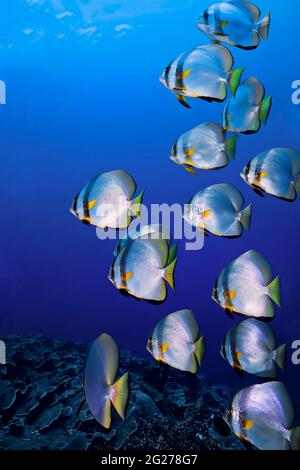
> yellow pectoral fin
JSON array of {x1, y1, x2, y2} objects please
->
[
  {"x1": 259, "y1": 171, "x2": 268, "y2": 178},
  {"x1": 228, "y1": 290, "x2": 236, "y2": 300},
  {"x1": 160, "y1": 343, "x2": 169, "y2": 354},
  {"x1": 236, "y1": 352, "x2": 243, "y2": 360},
  {"x1": 219, "y1": 19, "x2": 229, "y2": 27},
  {"x1": 177, "y1": 69, "x2": 191, "y2": 80},
  {"x1": 243, "y1": 419, "x2": 254, "y2": 430},
  {"x1": 201, "y1": 209, "x2": 212, "y2": 219},
  {"x1": 185, "y1": 146, "x2": 196, "y2": 157},
  {"x1": 122, "y1": 272, "x2": 133, "y2": 281},
  {"x1": 87, "y1": 199, "x2": 97, "y2": 210}
]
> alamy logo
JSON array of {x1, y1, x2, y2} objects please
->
[
  {"x1": 0, "y1": 340, "x2": 6, "y2": 365},
  {"x1": 291, "y1": 80, "x2": 300, "y2": 105},
  {"x1": 291, "y1": 340, "x2": 300, "y2": 365},
  {"x1": 95, "y1": 201, "x2": 205, "y2": 251}
]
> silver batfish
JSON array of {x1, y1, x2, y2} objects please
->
[
  {"x1": 170, "y1": 122, "x2": 238, "y2": 174},
  {"x1": 197, "y1": 1, "x2": 270, "y2": 50},
  {"x1": 70, "y1": 169, "x2": 144, "y2": 229},
  {"x1": 184, "y1": 184, "x2": 252, "y2": 238},
  {"x1": 241, "y1": 148, "x2": 300, "y2": 201},
  {"x1": 212, "y1": 250, "x2": 281, "y2": 319},
  {"x1": 84, "y1": 334, "x2": 129, "y2": 429},
  {"x1": 224, "y1": 382, "x2": 300, "y2": 450},
  {"x1": 109, "y1": 225, "x2": 177, "y2": 302},
  {"x1": 146, "y1": 309, "x2": 205, "y2": 373},
  {"x1": 160, "y1": 44, "x2": 244, "y2": 108},
  {"x1": 222, "y1": 77, "x2": 272, "y2": 134},
  {"x1": 221, "y1": 318, "x2": 286, "y2": 378}
]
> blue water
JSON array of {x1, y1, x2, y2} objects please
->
[{"x1": 1, "y1": 1, "x2": 300, "y2": 411}]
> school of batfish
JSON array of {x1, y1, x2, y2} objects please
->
[{"x1": 70, "y1": 0, "x2": 300, "y2": 450}]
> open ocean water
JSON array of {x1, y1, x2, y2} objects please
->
[{"x1": 0, "y1": 0, "x2": 300, "y2": 452}]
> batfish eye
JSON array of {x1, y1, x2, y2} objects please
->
[
  {"x1": 244, "y1": 162, "x2": 251, "y2": 178},
  {"x1": 164, "y1": 62, "x2": 172, "y2": 76},
  {"x1": 255, "y1": 167, "x2": 263, "y2": 178}
]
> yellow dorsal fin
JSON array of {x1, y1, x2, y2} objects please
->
[
  {"x1": 81, "y1": 217, "x2": 92, "y2": 223},
  {"x1": 122, "y1": 272, "x2": 133, "y2": 281}
]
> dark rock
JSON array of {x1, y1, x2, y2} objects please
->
[
  {"x1": 0, "y1": 334, "x2": 244, "y2": 451},
  {"x1": 62, "y1": 406, "x2": 73, "y2": 417},
  {"x1": 9, "y1": 418, "x2": 25, "y2": 437}
]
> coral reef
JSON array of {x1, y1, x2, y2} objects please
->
[{"x1": 0, "y1": 335, "x2": 244, "y2": 450}]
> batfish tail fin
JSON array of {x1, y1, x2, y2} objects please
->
[
  {"x1": 267, "y1": 275, "x2": 281, "y2": 307},
  {"x1": 239, "y1": 203, "x2": 252, "y2": 231},
  {"x1": 273, "y1": 343, "x2": 287, "y2": 371},
  {"x1": 163, "y1": 258, "x2": 177, "y2": 290},
  {"x1": 259, "y1": 95, "x2": 272, "y2": 124},
  {"x1": 228, "y1": 67, "x2": 244, "y2": 97},
  {"x1": 294, "y1": 175, "x2": 300, "y2": 194},
  {"x1": 130, "y1": 191, "x2": 144, "y2": 218},
  {"x1": 290, "y1": 426, "x2": 300, "y2": 450},
  {"x1": 194, "y1": 336, "x2": 205, "y2": 367},
  {"x1": 167, "y1": 244, "x2": 178, "y2": 264},
  {"x1": 258, "y1": 12, "x2": 271, "y2": 40},
  {"x1": 110, "y1": 372, "x2": 129, "y2": 420},
  {"x1": 225, "y1": 134, "x2": 238, "y2": 160}
]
